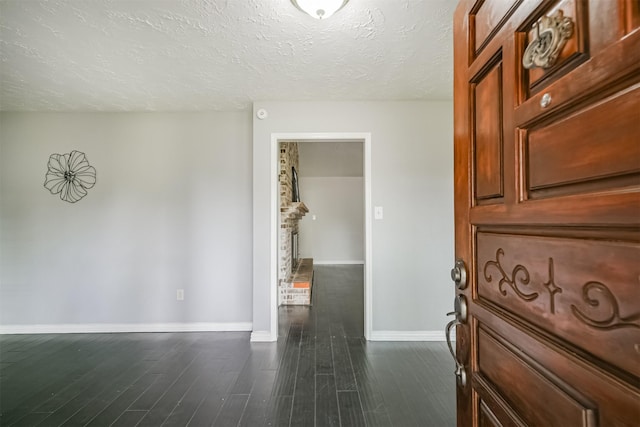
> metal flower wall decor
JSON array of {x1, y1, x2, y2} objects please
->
[{"x1": 44, "y1": 150, "x2": 96, "y2": 203}]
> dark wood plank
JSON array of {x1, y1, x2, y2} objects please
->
[
  {"x1": 50, "y1": 338, "x2": 165, "y2": 426},
  {"x1": 0, "y1": 333, "x2": 32, "y2": 354},
  {"x1": 160, "y1": 375, "x2": 209, "y2": 426},
  {"x1": 271, "y1": 324, "x2": 301, "y2": 397},
  {"x1": 337, "y1": 391, "x2": 366, "y2": 426},
  {"x1": 29, "y1": 336, "x2": 135, "y2": 426},
  {"x1": 264, "y1": 395, "x2": 293, "y2": 427},
  {"x1": 231, "y1": 345, "x2": 271, "y2": 395},
  {"x1": 111, "y1": 409, "x2": 148, "y2": 426},
  {"x1": 136, "y1": 354, "x2": 203, "y2": 426},
  {"x1": 185, "y1": 370, "x2": 237, "y2": 427},
  {"x1": 290, "y1": 327, "x2": 315, "y2": 426},
  {"x1": 5, "y1": 412, "x2": 50, "y2": 426},
  {"x1": 315, "y1": 374, "x2": 340, "y2": 427},
  {"x1": 1, "y1": 334, "x2": 101, "y2": 424},
  {"x1": 212, "y1": 393, "x2": 249, "y2": 427},
  {"x1": 238, "y1": 369, "x2": 277, "y2": 427},
  {"x1": 330, "y1": 324, "x2": 357, "y2": 392},
  {"x1": 370, "y1": 346, "x2": 422, "y2": 427},
  {"x1": 85, "y1": 373, "x2": 161, "y2": 426},
  {"x1": 161, "y1": 357, "x2": 231, "y2": 427},
  {"x1": 315, "y1": 333, "x2": 333, "y2": 375},
  {"x1": 127, "y1": 340, "x2": 200, "y2": 412},
  {"x1": 59, "y1": 358, "x2": 156, "y2": 426},
  {"x1": 346, "y1": 338, "x2": 392, "y2": 427}
]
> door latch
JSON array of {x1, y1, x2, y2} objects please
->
[{"x1": 446, "y1": 294, "x2": 468, "y2": 387}]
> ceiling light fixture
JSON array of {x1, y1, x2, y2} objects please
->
[{"x1": 291, "y1": 0, "x2": 349, "y2": 20}]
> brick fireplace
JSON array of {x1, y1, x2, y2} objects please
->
[{"x1": 279, "y1": 142, "x2": 313, "y2": 305}]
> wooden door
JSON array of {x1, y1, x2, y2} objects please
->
[{"x1": 452, "y1": 0, "x2": 640, "y2": 425}]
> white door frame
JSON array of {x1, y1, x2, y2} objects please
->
[{"x1": 270, "y1": 132, "x2": 372, "y2": 340}]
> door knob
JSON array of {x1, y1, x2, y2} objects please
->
[
  {"x1": 450, "y1": 259, "x2": 468, "y2": 290},
  {"x1": 445, "y1": 295, "x2": 468, "y2": 387}
]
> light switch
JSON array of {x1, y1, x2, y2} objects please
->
[
  {"x1": 374, "y1": 206, "x2": 383, "y2": 220},
  {"x1": 312, "y1": 215, "x2": 317, "y2": 220}
]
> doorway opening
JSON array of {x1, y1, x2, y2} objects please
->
[{"x1": 270, "y1": 133, "x2": 372, "y2": 340}]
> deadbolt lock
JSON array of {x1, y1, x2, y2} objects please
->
[{"x1": 450, "y1": 259, "x2": 468, "y2": 290}]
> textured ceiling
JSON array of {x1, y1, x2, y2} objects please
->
[{"x1": 0, "y1": 0, "x2": 455, "y2": 112}]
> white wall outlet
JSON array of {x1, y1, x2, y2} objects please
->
[
  {"x1": 312, "y1": 215, "x2": 317, "y2": 220},
  {"x1": 176, "y1": 289, "x2": 184, "y2": 301},
  {"x1": 374, "y1": 206, "x2": 383, "y2": 220}
]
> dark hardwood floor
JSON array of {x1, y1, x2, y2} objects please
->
[{"x1": 0, "y1": 265, "x2": 455, "y2": 426}]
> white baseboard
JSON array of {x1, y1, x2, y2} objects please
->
[
  {"x1": 313, "y1": 260, "x2": 365, "y2": 265},
  {"x1": 0, "y1": 324, "x2": 454, "y2": 343},
  {"x1": 250, "y1": 330, "x2": 277, "y2": 342},
  {"x1": 369, "y1": 330, "x2": 453, "y2": 342},
  {"x1": 0, "y1": 322, "x2": 253, "y2": 335}
]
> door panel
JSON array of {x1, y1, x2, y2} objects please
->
[
  {"x1": 526, "y1": 85, "x2": 640, "y2": 194},
  {"x1": 453, "y1": 0, "x2": 640, "y2": 425},
  {"x1": 477, "y1": 231, "x2": 640, "y2": 378},
  {"x1": 472, "y1": 306, "x2": 640, "y2": 426},
  {"x1": 472, "y1": 0, "x2": 520, "y2": 55},
  {"x1": 477, "y1": 326, "x2": 597, "y2": 427},
  {"x1": 474, "y1": 59, "x2": 505, "y2": 202}
]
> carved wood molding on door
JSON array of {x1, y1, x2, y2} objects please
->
[{"x1": 483, "y1": 247, "x2": 640, "y2": 331}]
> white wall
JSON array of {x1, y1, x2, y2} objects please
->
[
  {"x1": 298, "y1": 177, "x2": 364, "y2": 263},
  {"x1": 0, "y1": 112, "x2": 253, "y2": 332},
  {"x1": 252, "y1": 101, "x2": 454, "y2": 339}
]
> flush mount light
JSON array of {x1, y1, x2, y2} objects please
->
[{"x1": 291, "y1": 0, "x2": 349, "y2": 20}]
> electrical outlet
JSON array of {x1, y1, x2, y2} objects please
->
[
  {"x1": 374, "y1": 206, "x2": 384, "y2": 220},
  {"x1": 176, "y1": 289, "x2": 184, "y2": 301}
]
